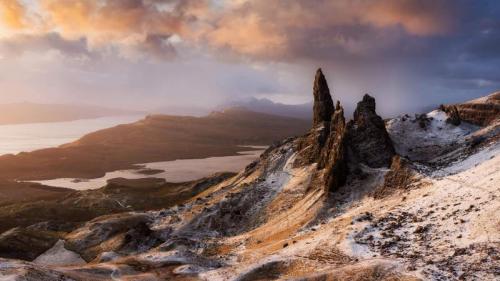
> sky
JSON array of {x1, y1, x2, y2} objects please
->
[{"x1": 0, "y1": 0, "x2": 499, "y2": 117}]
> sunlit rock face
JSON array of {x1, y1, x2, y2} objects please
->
[
  {"x1": 1, "y1": 69, "x2": 499, "y2": 281},
  {"x1": 442, "y1": 92, "x2": 500, "y2": 126},
  {"x1": 295, "y1": 68, "x2": 348, "y2": 191},
  {"x1": 318, "y1": 105, "x2": 348, "y2": 191}
]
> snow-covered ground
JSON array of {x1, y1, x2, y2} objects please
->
[
  {"x1": 387, "y1": 110, "x2": 479, "y2": 162},
  {"x1": 0, "y1": 106, "x2": 498, "y2": 281},
  {"x1": 351, "y1": 141, "x2": 500, "y2": 280}
]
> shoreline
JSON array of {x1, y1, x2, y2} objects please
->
[{"x1": 28, "y1": 147, "x2": 266, "y2": 190}]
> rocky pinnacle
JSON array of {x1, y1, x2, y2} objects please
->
[
  {"x1": 347, "y1": 94, "x2": 395, "y2": 168},
  {"x1": 313, "y1": 68, "x2": 334, "y2": 126}
]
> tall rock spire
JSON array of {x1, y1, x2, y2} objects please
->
[
  {"x1": 346, "y1": 94, "x2": 395, "y2": 168},
  {"x1": 313, "y1": 68, "x2": 334, "y2": 126}
]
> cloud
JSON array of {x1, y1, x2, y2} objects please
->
[
  {"x1": 200, "y1": 0, "x2": 458, "y2": 60},
  {"x1": 0, "y1": 32, "x2": 91, "y2": 58},
  {"x1": 0, "y1": 0, "x2": 208, "y2": 59},
  {"x1": 0, "y1": 0, "x2": 498, "y2": 117},
  {"x1": 0, "y1": 0, "x2": 461, "y2": 60},
  {"x1": 0, "y1": 0, "x2": 26, "y2": 29}
]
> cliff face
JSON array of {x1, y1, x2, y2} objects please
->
[
  {"x1": 297, "y1": 72, "x2": 395, "y2": 191},
  {"x1": 295, "y1": 69, "x2": 349, "y2": 192},
  {"x1": 312, "y1": 68, "x2": 335, "y2": 126},
  {"x1": 346, "y1": 94, "x2": 395, "y2": 168},
  {"x1": 442, "y1": 92, "x2": 500, "y2": 126}
]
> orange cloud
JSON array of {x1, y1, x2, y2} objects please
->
[
  {"x1": 0, "y1": 0, "x2": 458, "y2": 60},
  {"x1": 0, "y1": 0, "x2": 26, "y2": 29},
  {"x1": 364, "y1": 0, "x2": 455, "y2": 36},
  {"x1": 206, "y1": 13, "x2": 287, "y2": 58},
  {"x1": 200, "y1": 0, "x2": 457, "y2": 59},
  {"x1": 40, "y1": 0, "x2": 187, "y2": 44}
]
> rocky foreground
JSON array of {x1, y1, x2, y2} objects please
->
[{"x1": 0, "y1": 70, "x2": 498, "y2": 281}]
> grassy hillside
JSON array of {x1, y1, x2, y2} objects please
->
[{"x1": 0, "y1": 108, "x2": 310, "y2": 180}]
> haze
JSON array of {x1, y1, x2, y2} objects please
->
[{"x1": 0, "y1": 0, "x2": 499, "y2": 117}]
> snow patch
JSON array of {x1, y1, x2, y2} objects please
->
[
  {"x1": 387, "y1": 110, "x2": 479, "y2": 162},
  {"x1": 33, "y1": 240, "x2": 86, "y2": 266}
]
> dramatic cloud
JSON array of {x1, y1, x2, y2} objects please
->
[
  {"x1": 0, "y1": 0, "x2": 461, "y2": 60},
  {"x1": 1, "y1": 0, "x2": 208, "y2": 59},
  {"x1": 203, "y1": 0, "x2": 458, "y2": 60},
  {"x1": 0, "y1": 0, "x2": 498, "y2": 116}
]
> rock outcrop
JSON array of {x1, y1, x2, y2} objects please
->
[
  {"x1": 1, "y1": 69, "x2": 499, "y2": 281},
  {"x1": 346, "y1": 94, "x2": 395, "y2": 168},
  {"x1": 441, "y1": 92, "x2": 500, "y2": 126},
  {"x1": 296, "y1": 68, "x2": 348, "y2": 191},
  {"x1": 372, "y1": 155, "x2": 416, "y2": 199},
  {"x1": 319, "y1": 106, "x2": 348, "y2": 191},
  {"x1": 440, "y1": 105, "x2": 461, "y2": 126},
  {"x1": 299, "y1": 73, "x2": 395, "y2": 190},
  {"x1": 312, "y1": 68, "x2": 335, "y2": 126}
]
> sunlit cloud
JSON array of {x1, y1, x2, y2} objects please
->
[
  {"x1": 0, "y1": 0, "x2": 498, "y2": 116},
  {"x1": 0, "y1": 0, "x2": 27, "y2": 30},
  {"x1": 0, "y1": 0, "x2": 459, "y2": 60}
]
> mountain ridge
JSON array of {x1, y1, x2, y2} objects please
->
[
  {"x1": 0, "y1": 108, "x2": 310, "y2": 180},
  {"x1": 0, "y1": 70, "x2": 498, "y2": 280},
  {"x1": 0, "y1": 102, "x2": 141, "y2": 125}
]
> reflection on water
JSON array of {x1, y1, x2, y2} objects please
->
[
  {"x1": 32, "y1": 147, "x2": 266, "y2": 190},
  {"x1": 0, "y1": 115, "x2": 144, "y2": 155}
]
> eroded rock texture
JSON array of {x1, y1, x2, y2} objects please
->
[
  {"x1": 312, "y1": 68, "x2": 335, "y2": 126},
  {"x1": 346, "y1": 94, "x2": 395, "y2": 168},
  {"x1": 319, "y1": 106, "x2": 348, "y2": 191},
  {"x1": 373, "y1": 155, "x2": 416, "y2": 199},
  {"x1": 441, "y1": 105, "x2": 461, "y2": 126},
  {"x1": 442, "y1": 92, "x2": 500, "y2": 126},
  {"x1": 295, "y1": 69, "x2": 348, "y2": 191}
]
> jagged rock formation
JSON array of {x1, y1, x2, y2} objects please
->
[
  {"x1": 1, "y1": 70, "x2": 499, "y2": 281},
  {"x1": 296, "y1": 68, "x2": 348, "y2": 191},
  {"x1": 441, "y1": 92, "x2": 500, "y2": 126},
  {"x1": 312, "y1": 68, "x2": 335, "y2": 126},
  {"x1": 318, "y1": 106, "x2": 348, "y2": 191},
  {"x1": 299, "y1": 73, "x2": 395, "y2": 190},
  {"x1": 347, "y1": 94, "x2": 395, "y2": 168}
]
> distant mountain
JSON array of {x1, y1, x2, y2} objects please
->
[
  {"x1": 218, "y1": 97, "x2": 312, "y2": 120},
  {"x1": 0, "y1": 103, "x2": 140, "y2": 125},
  {"x1": 1, "y1": 71, "x2": 499, "y2": 280},
  {"x1": 149, "y1": 105, "x2": 211, "y2": 117},
  {"x1": 0, "y1": 108, "x2": 310, "y2": 180}
]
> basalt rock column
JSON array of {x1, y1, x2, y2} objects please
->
[
  {"x1": 319, "y1": 105, "x2": 348, "y2": 191},
  {"x1": 346, "y1": 94, "x2": 395, "y2": 168},
  {"x1": 313, "y1": 68, "x2": 334, "y2": 126}
]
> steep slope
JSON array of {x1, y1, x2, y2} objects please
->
[{"x1": 0, "y1": 71, "x2": 498, "y2": 281}]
